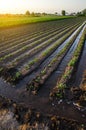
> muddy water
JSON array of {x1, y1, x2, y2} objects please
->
[
  {"x1": 38, "y1": 25, "x2": 86, "y2": 97},
  {"x1": 0, "y1": 77, "x2": 86, "y2": 124},
  {"x1": 73, "y1": 40, "x2": 86, "y2": 87},
  {"x1": 37, "y1": 24, "x2": 86, "y2": 70}
]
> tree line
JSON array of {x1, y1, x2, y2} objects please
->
[{"x1": 25, "y1": 9, "x2": 86, "y2": 16}]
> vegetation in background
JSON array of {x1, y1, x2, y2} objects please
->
[
  {"x1": 62, "y1": 10, "x2": 66, "y2": 16},
  {"x1": 25, "y1": 10, "x2": 30, "y2": 16},
  {"x1": 0, "y1": 15, "x2": 75, "y2": 28},
  {"x1": 77, "y1": 8, "x2": 86, "y2": 16}
]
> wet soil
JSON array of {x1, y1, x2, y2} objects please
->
[
  {"x1": 0, "y1": 95, "x2": 86, "y2": 130},
  {"x1": 0, "y1": 19, "x2": 86, "y2": 129},
  {"x1": 64, "y1": 39, "x2": 86, "y2": 106},
  {"x1": 73, "y1": 40, "x2": 86, "y2": 87}
]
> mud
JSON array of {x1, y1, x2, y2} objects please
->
[
  {"x1": 72, "y1": 40, "x2": 86, "y2": 87},
  {"x1": 0, "y1": 96, "x2": 86, "y2": 130}
]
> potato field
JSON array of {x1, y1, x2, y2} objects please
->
[{"x1": 0, "y1": 17, "x2": 86, "y2": 129}]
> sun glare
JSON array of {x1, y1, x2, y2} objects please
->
[{"x1": 0, "y1": 0, "x2": 28, "y2": 14}]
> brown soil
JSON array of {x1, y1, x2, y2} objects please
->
[
  {"x1": 80, "y1": 70, "x2": 86, "y2": 91},
  {"x1": 0, "y1": 96, "x2": 86, "y2": 130}
]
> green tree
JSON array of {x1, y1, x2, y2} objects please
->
[
  {"x1": 82, "y1": 9, "x2": 86, "y2": 16},
  {"x1": 31, "y1": 12, "x2": 35, "y2": 16},
  {"x1": 25, "y1": 10, "x2": 30, "y2": 16},
  {"x1": 42, "y1": 12, "x2": 47, "y2": 16},
  {"x1": 55, "y1": 12, "x2": 58, "y2": 15},
  {"x1": 77, "y1": 12, "x2": 82, "y2": 16},
  {"x1": 62, "y1": 10, "x2": 66, "y2": 16}
]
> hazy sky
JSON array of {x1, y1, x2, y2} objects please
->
[{"x1": 0, "y1": 0, "x2": 86, "y2": 14}]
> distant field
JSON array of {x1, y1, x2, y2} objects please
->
[{"x1": 0, "y1": 15, "x2": 75, "y2": 28}]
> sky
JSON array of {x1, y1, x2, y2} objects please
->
[{"x1": 0, "y1": 0, "x2": 86, "y2": 14}]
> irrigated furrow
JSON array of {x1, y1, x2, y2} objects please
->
[
  {"x1": 50, "y1": 26, "x2": 86, "y2": 100},
  {"x1": 25, "y1": 24, "x2": 86, "y2": 94}
]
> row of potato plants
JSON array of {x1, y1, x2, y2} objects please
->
[
  {"x1": 3, "y1": 23, "x2": 82, "y2": 83},
  {"x1": 80, "y1": 70, "x2": 86, "y2": 91},
  {"x1": 26, "y1": 25, "x2": 86, "y2": 94},
  {"x1": 50, "y1": 27, "x2": 86, "y2": 100},
  {"x1": 0, "y1": 28, "x2": 39, "y2": 47},
  {"x1": 0, "y1": 31, "x2": 43, "y2": 52}
]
